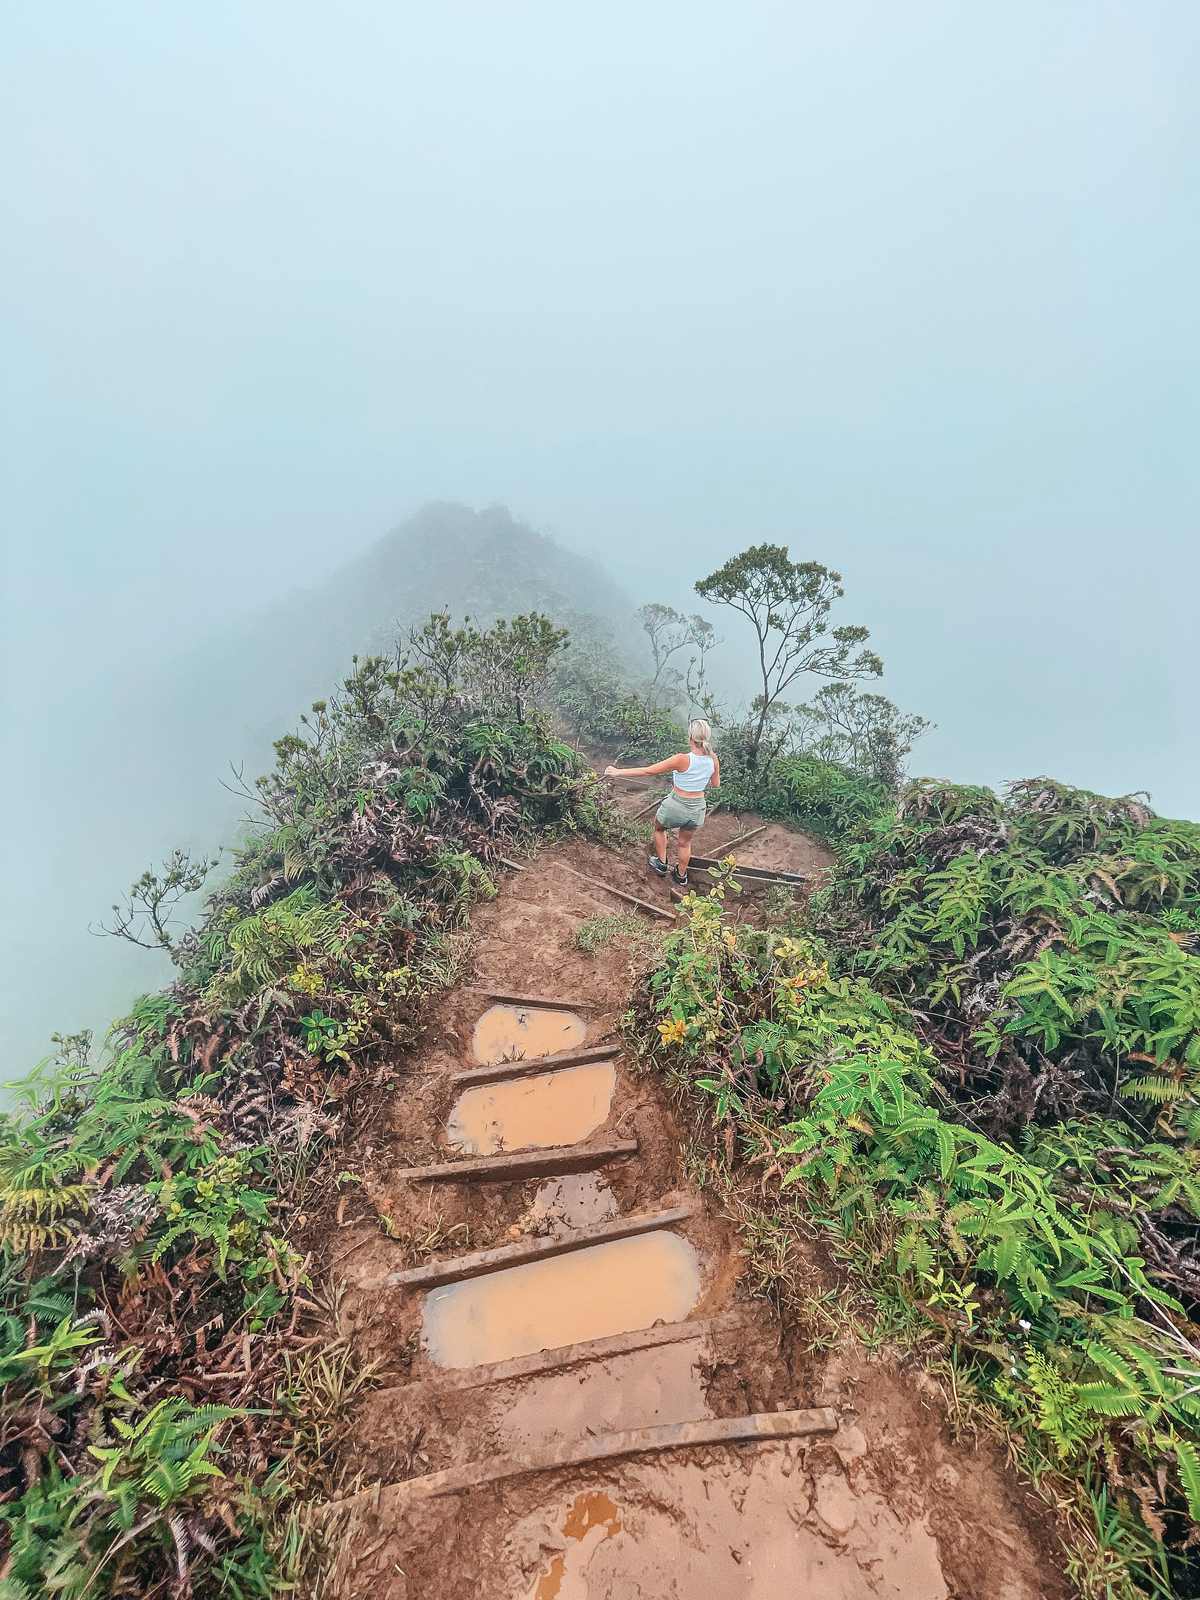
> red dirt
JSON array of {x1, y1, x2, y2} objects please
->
[{"x1": 319, "y1": 816, "x2": 1071, "y2": 1600}]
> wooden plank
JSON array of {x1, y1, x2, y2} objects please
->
[
  {"x1": 672, "y1": 873, "x2": 804, "y2": 904},
  {"x1": 390, "y1": 1138, "x2": 637, "y2": 1186},
  {"x1": 557, "y1": 862, "x2": 676, "y2": 923},
  {"x1": 496, "y1": 856, "x2": 526, "y2": 872},
  {"x1": 371, "y1": 1200, "x2": 697, "y2": 1291},
  {"x1": 422, "y1": 1310, "x2": 750, "y2": 1392},
  {"x1": 720, "y1": 821, "x2": 769, "y2": 852},
  {"x1": 323, "y1": 1407, "x2": 839, "y2": 1512},
  {"x1": 452, "y1": 1041, "x2": 619, "y2": 1088},
  {"x1": 466, "y1": 988, "x2": 601, "y2": 1010},
  {"x1": 689, "y1": 856, "x2": 808, "y2": 886}
]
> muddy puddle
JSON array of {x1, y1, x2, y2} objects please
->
[
  {"x1": 472, "y1": 1004, "x2": 587, "y2": 1065},
  {"x1": 532, "y1": 1492, "x2": 623, "y2": 1600},
  {"x1": 447, "y1": 1062, "x2": 616, "y2": 1155},
  {"x1": 422, "y1": 1230, "x2": 702, "y2": 1368}
]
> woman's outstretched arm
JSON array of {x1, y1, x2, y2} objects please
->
[{"x1": 604, "y1": 754, "x2": 687, "y2": 779}]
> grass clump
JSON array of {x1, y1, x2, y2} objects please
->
[{"x1": 575, "y1": 913, "x2": 666, "y2": 960}]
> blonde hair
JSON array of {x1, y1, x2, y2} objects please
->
[{"x1": 688, "y1": 719, "x2": 714, "y2": 756}]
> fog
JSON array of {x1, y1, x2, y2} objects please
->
[{"x1": 3, "y1": 2, "x2": 1198, "y2": 1070}]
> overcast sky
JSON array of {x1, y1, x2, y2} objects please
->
[{"x1": 3, "y1": 2, "x2": 1198, "y2": 1062}]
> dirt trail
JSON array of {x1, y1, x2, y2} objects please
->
[{"x1": 322, "y1": 798, "x2": 1069, "y2": 1599}]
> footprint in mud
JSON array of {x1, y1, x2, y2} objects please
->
[
  {"x1": 532, "y1": 1491, "x2": 623, "y2": 1600},
  {"x1": 529, "y1": 1172, "x2": 619, "y2": 1233},
  {"x1": 509, "y1": 1452, "x2": 950, "y2": 1600}
]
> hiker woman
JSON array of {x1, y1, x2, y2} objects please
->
[{"x1": 605, "y1": 720, "x2": 720, "y2": 887}]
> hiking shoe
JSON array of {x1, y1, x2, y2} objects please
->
[
  {"x1": 647, "y1": 854, "x2": 668, "y2": 877},
  {"x1": 671, "y1": 867, "x2": 689, "y2": 887}
]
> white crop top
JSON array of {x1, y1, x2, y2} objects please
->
[{"x1": 675, "y1": 752, "x2": 715, "y2": 792}]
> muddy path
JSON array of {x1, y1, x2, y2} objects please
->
[{"x1": 319, "y1": 803, "x2": 1070, "y2": 1600}]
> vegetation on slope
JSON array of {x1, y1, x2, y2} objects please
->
[
  {"x1": 11, "y1": 517, "x2": 1198, "y2": 1599},
  {"x1": 563, "y1": 536, "x2": 1200, "y2": 1586},
  {"x1": 571, "y1": 556, "x2": 1200, "y2": 1591},
  {"x1": 0, "y1": 613, "x2": 608, "y2": 1597},
  {"x1": 15, "y1": 501, "x2": 637, "y2": 1077},
  {"x1": 643, "y1": 778, "x2": 1200, "y2": 1598}
]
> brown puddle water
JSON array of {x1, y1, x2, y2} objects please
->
[
  {"x1": 472, "y1": 1004, "x2": 587, "y2": 1066},
  {"x1": 447, "y1": 1063, "x2": 616, "y2": 1155},
  {"x1": 422, "y1": 1230, "x2": 702, "y2": 1368},
  {"x1": 532, "y1": 1492, "x2": 623, "y2": 1600}
]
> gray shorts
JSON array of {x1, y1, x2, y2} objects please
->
[{"x1": 655, "y1": 790, "x2": 706, "y2": 832}]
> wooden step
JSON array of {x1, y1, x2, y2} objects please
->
[
  {"x1": 452, "y1": 1041, "x2": 618, "y2": 1089},
  {"x1": 466, "y1": 987, "x2": 601, "y2": 1010},
  {"x1": 557, "y1": 862, "x2": 676, "y2": 922},
  {"x1": 370, "y1": 1200, "x2": 698, "y2": 1291},
  {"x1": 390, "y1": 1137, "x2": 637, "y2": 1186},
  {"x1": 419, "y1": 1309, "x2": 750, "y2": 1392},
  {"x1": 688, "y1": 856, "x2": 808, "y2": 885},
  {"x1": 322, "y1": 1407, "x2": 840, "y2": 1513},
  {"x1": 718, "y1": 822, "x2": 769, "y2": 852}
]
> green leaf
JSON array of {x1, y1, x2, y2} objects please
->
[{"x1": 1172, "y1": 1434, "x2": 1200, "y2": 1523}]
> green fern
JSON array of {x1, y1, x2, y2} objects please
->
[
  {"x1": 1172, "y1": 1434, "x2": 1200, "y2": 1524},
  {"x1": 1119, "y1": 1074, "x2": 1188, "y2": 1105},
  {"x1": 0, "y1": 1140, "x2": 89, "y2": 1254}
]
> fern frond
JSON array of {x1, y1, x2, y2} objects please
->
[
  {"x1": 1119, "y1": 1075, "x2": 1187, "y2": 1105},
  {"x1": 1075, "y1": 1382, "x2": 1143, "y2": 1418}
]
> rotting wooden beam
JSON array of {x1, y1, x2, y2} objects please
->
[
  {"x1": 369, "y1": 1200, "x2": 697, "y2": 1291},
  {"x1": 390, "y1": 1138, "x2": 637, "y2": 1186},
  {"x1": 557, "y1": 862, "x2": 676, "y2": 923},
  {"x1": 421, "y1": 1309, "x2": 750, "y2": 1392},
  {"x1": 689, "y1": 856, "x2": 808, "y2": 885},
  {"x1": 322, "y1": 1407, "x2": 839, "y2": 1513},
  {"x1": 719, "y1": 821, "x2": 769, "y2": 852},
  {"x1": 466, "y1": 987, "x2": 602, "y2": 1010},
  {"x1": 452, "y1": 1041, "x2": 619, "y2": 1088}
]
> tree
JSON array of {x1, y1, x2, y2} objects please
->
[
  {"x1": 399, "y1": 610, "x2": 567, "y2": 730},
  {"x1": 637, "y1": 603, "x2": 721, "y2": 715},
  {"x1": 684, "y1": 616, "x2": 720, "y2": 719},
  {"x1": 94, "y1": 849, "x2": 215, "y2": 963},
  {"x1": 695, "y1": 545, "x2": 881, "y2": 770},
  {"x1": 793, "y1": 684, "x2": 932, "y2": 789},
  {"x1": 637, "y1": 603, "x2": 692, "y2": 691}
]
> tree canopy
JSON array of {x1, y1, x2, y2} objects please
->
[{"x1": 695, "y1": 543, "x2": 881, "y2": 767}]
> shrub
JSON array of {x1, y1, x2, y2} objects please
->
[{"x1": 717, "y1": 741, "x2": 888, "y2": 842}]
